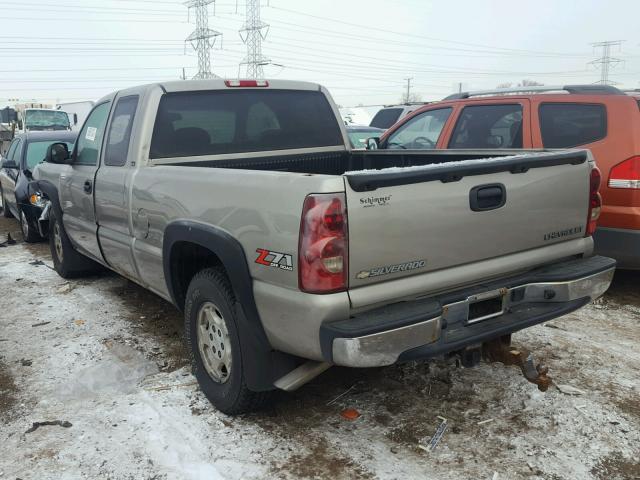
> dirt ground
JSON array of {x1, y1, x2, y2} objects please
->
[{"x1": 0, "y1": 213, "x2": 639, "y2": 480}]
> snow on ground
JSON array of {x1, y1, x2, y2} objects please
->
[{"x1": 0, "y1": 214, "x2": 639, "y2": 480}]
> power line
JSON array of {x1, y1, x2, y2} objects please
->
[
  {"x1": 257, "y1": 41, "x2": 588, "y2": 77},
  {"x1": 185, "y1": 0, "x2": 222, "y2": 79},
  {"x1": 590, "y1": 40, "x2": 624, "y2": 85},
  {"x1": 263, "y1": 18, "x2": 595, "y2": 59},
  {"x1": 265, "y1": 5, "x2": 589, "y2": 57},
  {"x1": 0, "y1": 66, "x2": 197, "y2": 73},
  {"x1": 2, "y1": 16, "x2": 189, "y2": 23}
]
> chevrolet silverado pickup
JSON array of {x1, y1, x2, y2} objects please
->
[{"x1": 32, "y1": 79, "x2": 615, "y2": 414}]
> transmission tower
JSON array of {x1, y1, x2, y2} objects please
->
[
  {"x1": 589, "y1": 40, "x2": 624, "y2": 85},
  {"x1": 239, "y1": 0, "x2": 270, "y2": 79},
  {"x1": 185, "y1": 0, "x2": 222, "y2": 79}
]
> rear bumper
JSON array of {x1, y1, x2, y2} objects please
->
[
  {"x1": 593, "y1": 227, "x2": 640, "y2": 270},
  {"x1": 321, "y1": 255, "x2": 616, "y2": 367}
]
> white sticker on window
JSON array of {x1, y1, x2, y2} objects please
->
[{"x1": 86, "y1": 126, "x2": 97, "y2": 142}]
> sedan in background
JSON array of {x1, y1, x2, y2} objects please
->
[
  {"x1": 346, "y1": 125, "x2": 384, "y2": 149},
  {"x1": 0, "y1": 131, "x2": 76, "y2": 242}
]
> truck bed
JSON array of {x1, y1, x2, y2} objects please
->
[{"x1": 156, "y1": 148, "x2": 566, "y2": 177}]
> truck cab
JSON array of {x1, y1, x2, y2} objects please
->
[{"x1": 18, "y1": 108, "x2": 73, "y2": 133}]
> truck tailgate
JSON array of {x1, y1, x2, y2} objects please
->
[{"x1": 344, "y1": 151, "x2": 591, "y2": 289}]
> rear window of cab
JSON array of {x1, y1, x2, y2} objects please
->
[{"x1": 150, "y1": 89, "x2": 344, "y2": 159}]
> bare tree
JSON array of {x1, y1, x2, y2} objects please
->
[
  {"x1": 496, "y1": 80, "x2": 544, "y2": 89},
  {"x1": 400, "y1": 92, "x2": 423, "y2": 103},
  {"x1": 518, "y1": 79, "x2": 544, "y2": 87}
]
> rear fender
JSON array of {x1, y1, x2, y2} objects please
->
[{"x1": 163, "y1": 221, "x2": 298, "y2": 391}]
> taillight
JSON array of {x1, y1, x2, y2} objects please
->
[
  {"x1": 299, "y1": 193, "x2": 348, "y2": 294},
  {"x1": 608, "y1": 156, "x2": 640, "y2": 189},
  {"x1": 224, "y1": 79, "x2": 269, "y2": 87},
  {"x1": 586, "y1": 167, "x2": 602, "y2": 237}
]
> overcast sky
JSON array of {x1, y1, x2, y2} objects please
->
[{"x1": 1, "y1": 0, "x2": 638, "y2": 107}]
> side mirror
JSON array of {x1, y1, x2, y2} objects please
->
[
  {"x1": 2, "y1": 158, "x2": 18, "y2": 169},
  {"x1": 73, "y1": 113, "x2": 78, "y2": 126},
  {"x1": 365, "y1": 137, "x2": 380, "y2": 150},
  {"x1": 46, "y1": 143, "x2": 72, "y2": 164}
]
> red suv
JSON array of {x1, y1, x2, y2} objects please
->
[{"x1": 377, "y1": 85, "x2": 640, "y2": 269}]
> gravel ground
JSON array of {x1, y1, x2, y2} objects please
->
[{"x1": 0, "y1": 213, "x2": 639, "y2": 480}]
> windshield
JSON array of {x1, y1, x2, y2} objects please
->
[
  {"x1": 24, "y1": 110, "x2": 70, "y2": 130},
  {"x1": 25, "y1": 141, "x2": 74, "y2": 169}
]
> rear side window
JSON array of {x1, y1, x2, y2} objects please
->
[
  {"x1": 104, "y1": 95, "x2": 139, "y2": 166},
  {"x1": 449, "y1": 104, "x2": 523, "y2": 149},
  {"x1": 150, "y1": 90, "x2": 343, "y2": 159},
  {"x1": 370, "y1": 108, "x2": 403, "y2": 129},
  {"x1": 539, "y1": 103, "x2": 606, "y2": 148}
]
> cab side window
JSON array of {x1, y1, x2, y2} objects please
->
[
  {"x1": 385, "y1": 108, "x2": 452, "y2": 149},
  {"x1": 449, "y1": 104, "x2": 523, "y2": 149},
  {"x1": 75, "y1": 102, "x2": 111, "y2": 166},
  {"x1": 104, "y1": 96, "x2": 139, "y2": 167}
]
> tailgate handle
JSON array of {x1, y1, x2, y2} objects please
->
[{"x1": 470, "y1": 183, "x2": 506, "y2": 211}]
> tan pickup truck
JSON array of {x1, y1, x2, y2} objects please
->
[{"x1": 31, "y1": 79, "x2": 615, "y2": 413}]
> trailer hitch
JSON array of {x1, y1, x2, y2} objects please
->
[{"x1": 482, "y1": 336, "x2": 552, "y2": 392}]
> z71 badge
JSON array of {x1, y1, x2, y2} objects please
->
[{"x1": 255, "y1": 249, "x2": 293, "y2": 271}]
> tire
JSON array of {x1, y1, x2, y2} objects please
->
[
  {"x1": 184, "y1": 267, "x2": 272, "y2": 415},
  {"x1": 1, "y1": 187, "x2": 12, "y2": 218},
  {"x1": 49, "y1": 208, "x2": 100, "y2": 278},
  {"x1": 20, "y1": 208, "x2": 41, "y2": 243}
]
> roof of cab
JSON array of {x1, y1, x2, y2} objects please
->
[
  {"x1": 159, "y1": 78, "x2": 323, "y2": 93},
  {"x1": 94, "y1": 79, "x2": 327, "y2": 105}
]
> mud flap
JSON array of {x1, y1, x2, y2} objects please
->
[{"x1": 234, "y1": 303, "x2": 299, "y2": 391}]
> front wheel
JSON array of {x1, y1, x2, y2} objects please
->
[
  {"x1": 49, "y1": 208, "x2": 99, "y2": 278},
  {"x1": 20, "y1": 208, "x2": 41, "y2": 243},
  {"x1": 184, "y1": 267, "x2": 272, "y2": 414}
]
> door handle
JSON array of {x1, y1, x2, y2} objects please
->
[
  {"x1": 470, "y1": 183, "x2": 506, "y2": 211},
  {"x1": 83, "y1": 180, "x2": 93, "y2": 194}
]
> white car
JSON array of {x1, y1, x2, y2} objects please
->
[{"x1": 369, "y1": 104, "x2": 428, "y2": 129}]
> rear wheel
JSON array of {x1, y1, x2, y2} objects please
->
[
  {"x1": 184, "y1": 267, "x2": 272, "y2": 414},
  {"x1": 49, "y1": 208, "x2": 100, "y2": 278},
  {"x1": 1, "y1": 187, "x2": 12, "y2": 218},
  {"x1": 20, "y1": 209, "x2": 41, "y2": 243}
]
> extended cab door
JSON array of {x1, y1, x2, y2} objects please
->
[
  {"x1": 94, "y1": 93, "x2": 141, "y2": 279},
  {"x1": 59, "y1": 101, "x2": 111, "y2": 260}
]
